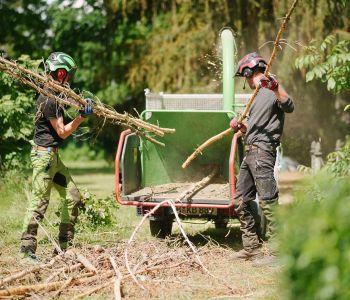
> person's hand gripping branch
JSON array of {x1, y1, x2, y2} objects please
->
[
  {"x1": 259, "y1": 75, "x2": 279, "y2": 91},
  {"x1": 229, "y1": 118, "x2": 247, "y2": 134},
  {"x1": 80, "y1": 98, "x2": 95, "y2": 118}
]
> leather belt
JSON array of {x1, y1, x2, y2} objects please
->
[
  {"x1": 33, "y1": 145, "x2": 58, "y2": 153},
  {"x1": 245, "y1": 144, "x2": 259, "y2": 152}
]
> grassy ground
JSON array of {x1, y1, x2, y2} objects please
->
[{"x1": 0, "y1": 161, "x2": 297, "y2": 299}]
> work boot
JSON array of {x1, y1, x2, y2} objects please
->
[
  {"x1": 58, "y1": 223, "x2": 75, "y2": 248},
  {"x1": 20, "y1": 249, "x2": 40, "y2": 264},
  {"x1": 259, "y1": 199, "x2": 278, "y2": 241},
  {"x1": 232, "y1": 248, "x2": 263, "y2": 260},
  {"x1": 251, "y1": 253, "x2": 279, "y2": 268}
]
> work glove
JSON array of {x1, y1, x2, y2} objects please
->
[
  {"x1": 259, "y1": 75, "x2": 279, "y2": 91},
  {"x1": 229, "y1": 118, "x2": 247, "y2": 133},
  {"x1": 80, "y1": 98, "x2": 95, "y2": 117}
]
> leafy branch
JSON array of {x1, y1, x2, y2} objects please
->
[{"x1": 295, "y1": 35, "x2": 350, "y2": 95}]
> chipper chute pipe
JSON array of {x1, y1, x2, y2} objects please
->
[{"x1": 220, "y1": 28, "x2": 236, "y2": 111}]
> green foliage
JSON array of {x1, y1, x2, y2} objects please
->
[
  {"x1": 78, "y1": 190, "x2": 119, "y2": 229},
  {"x1": 59, "y1": 141, "x2": 104, "y2": 162},
  {"x1": 279, "y1": 176, "x2": 350, "y2": 300},
  {"x1": 0, "y1": 55, "x2": 40, "y2": 170},
  {"x1": 325, "y1": 136, "x2": 350, "y2": 177},
  {"x1": 295, "y1": 35, "x2": 350, "y2": 93},
  {"x1": 279, "y1": 135, "x2": 350, "y2": 298}
]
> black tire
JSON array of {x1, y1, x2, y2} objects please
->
[
  {"x1": 149, "y1": 219, "x2": 173, "y2": 238},
  {"x1": 214, "y1": 220, "x2": 228, "y2": 229}
]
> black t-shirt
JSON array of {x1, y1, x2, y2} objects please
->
[
  {"x1": 245, "y1": 88, "x2": 294, "y2": 150},
  {"x1": 33, "y1": 93, "x2": 64, "y2": 147}
]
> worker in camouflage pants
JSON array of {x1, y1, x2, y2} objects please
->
[
  {"x1": 230, "y1": 52, "x2": 294, "y2": 261},
  {"x1": 20, "y1": 52, "x2": 94, "y2": 262}
]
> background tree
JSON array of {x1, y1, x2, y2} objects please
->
[{"x1": 0, "y1": 0, "x2": 349, "y2": 166}]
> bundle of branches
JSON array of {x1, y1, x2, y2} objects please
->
[{"x1": 0, "y1": 56, "x2": 175, "y2": 147}]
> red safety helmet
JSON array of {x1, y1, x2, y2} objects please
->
[{"x1": 235, "y1": 52, "x2": 267, "y2": 77}]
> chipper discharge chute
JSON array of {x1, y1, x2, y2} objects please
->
[{"x1": 115, "y1": 28, "x2": 265, "y2": 238}]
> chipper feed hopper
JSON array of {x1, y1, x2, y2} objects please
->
[{"x1": 115, "y1": 28, "x2": 265, "y2": 238}]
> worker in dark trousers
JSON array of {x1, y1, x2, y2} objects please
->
[
  {"x1": 231, "y1": 52, "x2": 294, "y2": 260},
  {"x1": 20, "y1": 52, "x2": 94, "y2": 262}
]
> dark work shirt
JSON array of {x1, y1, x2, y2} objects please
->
[
  {"x1": 33, "y1": 93, "x2": 64, "y2": 147},
  {"x1": 245, "y1": 88, "x2": 294, "y2": 151}
]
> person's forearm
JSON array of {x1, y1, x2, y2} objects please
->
[
  {"x1": 274, "y1": 85, "x2": 289, "y2": 102},
  {"x1": 61, "y1": 116, "x2": 85, "y2": 139}
]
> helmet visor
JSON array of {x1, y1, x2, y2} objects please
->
[{"x1": 66, "y1": 68, "x2": 77, "y2": 83}]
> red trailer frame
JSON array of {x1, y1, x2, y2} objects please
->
[{"x1": 115, "y1": 129, "x2": 242, "y2": 212}]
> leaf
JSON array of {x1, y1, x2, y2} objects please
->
[
  {"x1": 345, "y1": 104, "x2": 350, "y2": 112},
  {"x1": 314, "y1": 66, "x2": 324, "y2": 78},
  {"x1": 306, "y1": 71, "x2": 315, "y2": 82},
  {"x1": 327, "y1": 77, "x2": 336, "y2": 90}
]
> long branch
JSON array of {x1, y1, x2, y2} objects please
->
[{"x1": 182, "y1": 0, "x2": 299, "y2": 168}]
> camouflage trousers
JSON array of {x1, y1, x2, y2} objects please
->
[
  {"x1": 21, "y1": 148, "x2": 82, "y2": 253},
  {"x1": 234, "y1": 147, "x2": 279, "y2": 251}
]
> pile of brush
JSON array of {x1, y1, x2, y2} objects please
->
[{"x1": 0, "y1": 239, "x2": 239, "y2": 299}]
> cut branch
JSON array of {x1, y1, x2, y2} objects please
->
[
  {"x1": 109, "y1": 256, "x2": 122, "y2": 300},
  {"x1": 182, "y1": 0, "x2": 299, "y2": 168},
  {"x1": 178, "y1": 166, "x2": 220, "y2": 200},
  {"x1": 0, "y1": 271, "x2": 111, "y2": 297},
  {"x1": 0, "y1": 256, "x2": 60, "y2": 287},
  {"x1": 182, "y1": 129, "x2": 232, "y2": 168},
  {"x1": 66, "y1": 249, "x2": 98, "y2": 274}
]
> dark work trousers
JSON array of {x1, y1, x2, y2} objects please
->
[{"x1": 234, "y1": 147, "x2": 278, "y2": 251}]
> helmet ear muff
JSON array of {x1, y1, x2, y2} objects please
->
[
  {"x1": 242, "y1": 68, "x2": 253, "y2": 78},
  {"x1": 56, "y1": 69, "x2": 67, "y2": 82}
]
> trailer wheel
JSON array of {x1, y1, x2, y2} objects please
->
[
  {"x1": 149, "y1": 219, "x2": 173, "y2": 238},
  {"x1": 214, "y1": 220, "x2": 228, "y2": 229}
]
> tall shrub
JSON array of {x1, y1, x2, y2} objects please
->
[
  {"x1": 0, "y1": 55, "x2": 39, "y2": 170},
  {"x1": 278, "y1": 140, "x2": 350, "y2": 299}
]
